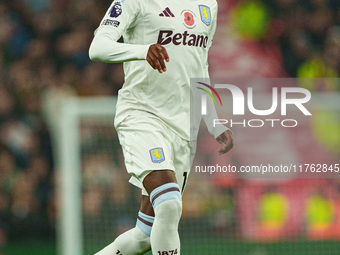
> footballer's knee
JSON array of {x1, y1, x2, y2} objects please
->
[
  {"x1": 155, "y1": 200, "x2": 182, "y2": 224},
  {"x1": 149, "y1": 183, "x2": 182, "y2": 225}
]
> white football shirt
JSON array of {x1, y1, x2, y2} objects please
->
[{"x1": 90, "y1": 0, "x2": 228, "y2": 141}]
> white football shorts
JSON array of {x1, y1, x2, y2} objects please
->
[{"x1": 116, "y1": 112, "x2": 196, "y2": 196}]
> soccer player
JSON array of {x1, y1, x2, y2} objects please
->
[{"x1": 89, "y1": 0, "x2": 233, "y2": 254}]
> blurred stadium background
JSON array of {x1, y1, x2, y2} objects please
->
[{"x1": 0, "y1": 0, "x2": 340, "y2": 254}]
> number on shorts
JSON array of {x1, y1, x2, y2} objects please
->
[{"x1": 181, "y1": 172, "x2": 188, "y2": 193}]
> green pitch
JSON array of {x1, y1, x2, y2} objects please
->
[{"x1": 2, "y1": 239, "x2": 340, "y2": 255}]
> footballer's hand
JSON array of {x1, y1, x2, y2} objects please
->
[
  {"x1": 146, "y1": 44, "x2": 169, "y2": 74},
  {"x1": 216, "y1": 130, "x2": 233, "y2": 155}
]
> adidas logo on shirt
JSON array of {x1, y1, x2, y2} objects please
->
[{"x1": 159, "y1": 7, "x2": 175, "y2": 17}]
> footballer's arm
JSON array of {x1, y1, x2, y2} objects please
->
[
  {"x1": 89, "y1": 34, "x2": 168, "y2": 73},
  {"x1": 89, "y1": 0, "x2": 168, "y2": 73},
  {"x1": 203, "y1": 1, "x2": 233, "y2": 154}
]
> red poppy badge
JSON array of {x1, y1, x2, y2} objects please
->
[{"x1": 183, "y1": 10, "x2": 196, "y2": 28}]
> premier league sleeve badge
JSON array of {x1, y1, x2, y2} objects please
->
[{"x1": 110, "y1": 0, "x2": 123, "y2": 18}]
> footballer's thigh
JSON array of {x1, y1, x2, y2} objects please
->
[
  {"x1": 142, "y1": 131, "x2": 193, "y2": 197},
  {"x1": 140, "y1": 169, "x2": 177, "y2": 216},
  {"x1": 143, "y1": 170, "x2": 177, "y2": 194},
  {"x1": 139, "y1": 169, "x2": 178, "y2": 218},
  {"x1": 117, "y1": 113, "x2": 185, "y2": 213},
  {"x1": 116, "y1": 114, "x2": 176, "y2": 191}
]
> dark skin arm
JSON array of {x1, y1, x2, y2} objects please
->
[
  {"x1": 216, "y1": 130, "x2": 234, "y2": 155},
  {"x1": 146, "y1": 44, "x2": 169, "y2": 73}
]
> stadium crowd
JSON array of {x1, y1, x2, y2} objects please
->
[
  {"x1": 230, "y1": 0, "x2": 340, "y2": 79},
  {"x1": 0, "y1": 0, "x2": 120, "y2": 247},
  {"x1": 267, "y1": 0, "x2": 340, "y2": 79},
  {"x1": 0, "y1": 0, "x2": 340, "y2": 250}
]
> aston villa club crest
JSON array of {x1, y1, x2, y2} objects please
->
[
  {"x1": 182, "y1": 10, "x2": 196, "y2": 29},
  {"x1": 150, "y1": 148, "x2": 165, "y2": 163},
  {"x1": 199, "y1": 5, "x2": 211, "y2": 26}
]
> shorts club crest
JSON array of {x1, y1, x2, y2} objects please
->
[{"x1": 150, "y1": 148, "x2": 165, "y2": 163}]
